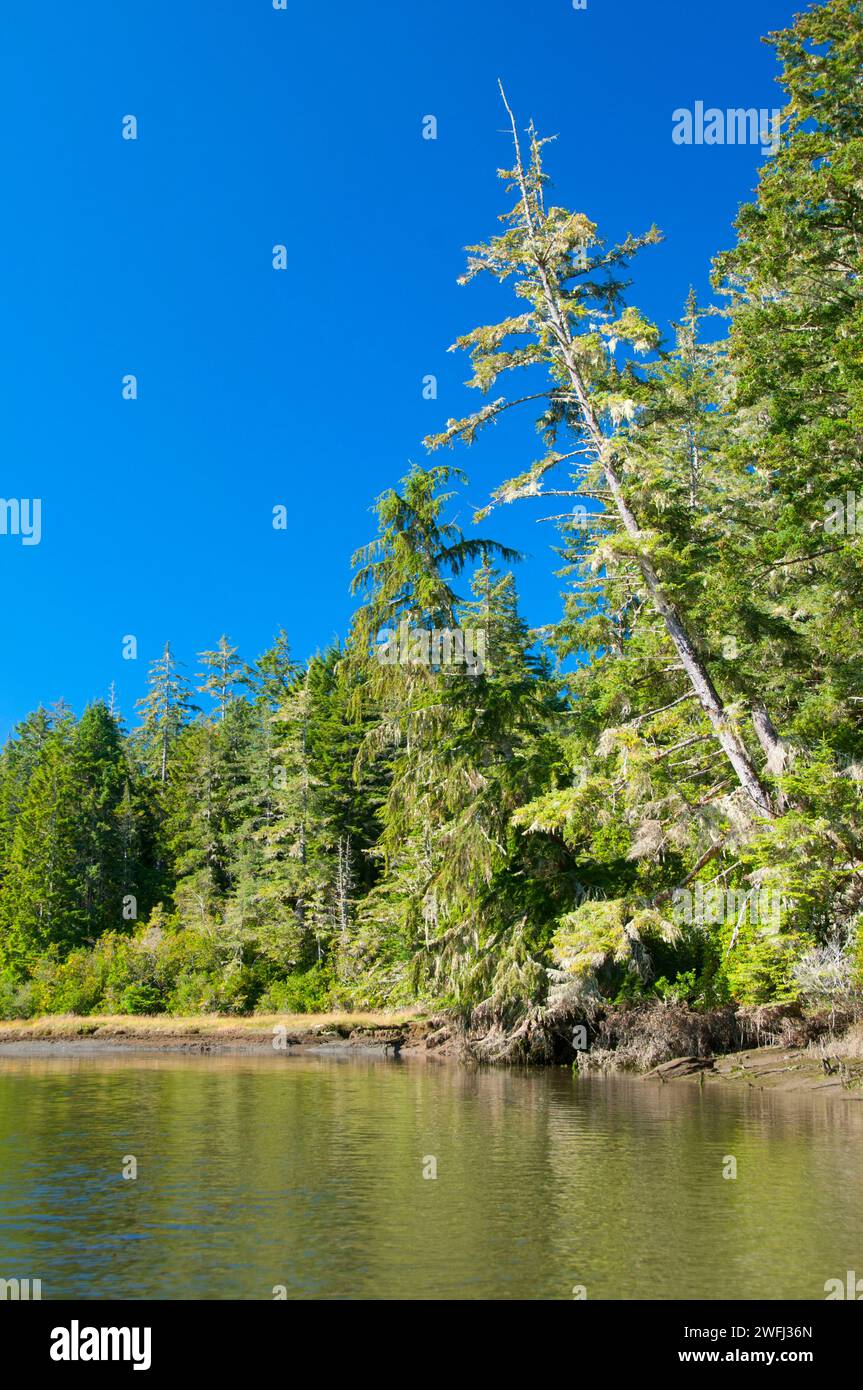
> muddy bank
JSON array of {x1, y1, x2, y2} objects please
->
[
  {"x1": 2, "y1": 1004, "x2": 862, "y2": 1100},
  {"x1": 641, "y1": 1045, "x2": 863, "y2": 1098},
  {"x1": 576, "y1": 1001, "x2": 863, "y2": 1099}
]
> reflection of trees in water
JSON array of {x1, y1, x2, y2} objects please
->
[{"x1": 0, "y1": 1061, "x2": 861, "y2": 1299}]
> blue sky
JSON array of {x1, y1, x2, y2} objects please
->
[{"x1": 0, "y1": 0, "x2": 796, "y2": 740}]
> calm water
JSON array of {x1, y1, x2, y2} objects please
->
[{"x1": 0, "y1": 1050, "x2": 859, "y2": 1300}]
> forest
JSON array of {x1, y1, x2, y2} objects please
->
[{"x1": 0, "y1": 0, "x2": 860, "y2": 1060}]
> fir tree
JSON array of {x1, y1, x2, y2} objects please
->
[{"x1": 135, "y1": 642, "x2": 198, "y2": 783}]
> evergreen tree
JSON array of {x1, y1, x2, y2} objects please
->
[
  {"x1": 70, "y1": 703, "x2": 139, "y2": 939},
  {"x1": 426, "y1": 92, "x2": 778, "y2": 817},
  {"x1": 0, "y1": 705, "x2": 143, "y2": 966},
  {"x1": 196, "y1": 635, "x2": 249, "y2": 722},
  {"x1": 135, "y1": 642, "x2": 198, "y2": 783},
  {"x1": 349, "y1": 469, "x2": 562, "y2": 1008},
  {"x1": 0, "y1": 715, "x2": 80, "y2": 966},
  {"x1": 0, "y1": 707, "x2": 52, "y2": 895}
]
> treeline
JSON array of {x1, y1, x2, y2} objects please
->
[
  {"x1": 0, "y1": 530, "x2": 563, "y2": 1019},
  {"x1": 1, "y1": 0, "x2": 861, "y2": 1042}
]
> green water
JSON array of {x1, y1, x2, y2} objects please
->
[{"x1": 0, "y1": 1051, "x2": 859, "y2": 1300}]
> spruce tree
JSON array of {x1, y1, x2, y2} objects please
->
[
  {"x1": 426, "y1": 92, "x2": 778, "y2": 817},
  {"x1": 135, "y1": 642, "x2": 198, "y2": 783}
]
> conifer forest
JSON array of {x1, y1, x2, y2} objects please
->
[{"x1": 1, "y1": 0, "x2": 861, "y2": 1070}]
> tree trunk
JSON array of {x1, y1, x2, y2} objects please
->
[{"x1": 555, "y1": 328, "x2": 775, "y2": 817}]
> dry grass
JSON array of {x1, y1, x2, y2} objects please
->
[
  {"x1": 811, "y1": 1020, "x2": 863, "y2": 1061},
  {"x1": 0, "y1": 1008, "x2": 426, "y2": 1040}
]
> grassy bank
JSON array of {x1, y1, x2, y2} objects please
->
[
  {"x1": 3, "y1": 1008, "x2": 863, "y2": 1102},
  {"x1": 0, "y1": 1009, "x2": 431, "y2": 1048}
]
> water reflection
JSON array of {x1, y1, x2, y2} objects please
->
[{"x1": 0, "y1": 1053, "x2": 858, "y2": 1300}]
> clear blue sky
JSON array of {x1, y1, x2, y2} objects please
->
[{"x1": 0, "y1": 0, "x2": 795, "y2": 740}]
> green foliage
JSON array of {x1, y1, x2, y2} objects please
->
[
  {"x1": 0, "y1": 2, "x2": 860, "y2": 1037},
  {"x1": 256, "y1": 964, "x2": 336, "y2": 1015},
  {"x1": 118, "y1": 983, "x2": 164, "y2": 1015},
  {"x1": 718, "y1": 921, "x2": 812, "y2": 1006}
]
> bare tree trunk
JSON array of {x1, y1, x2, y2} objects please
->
[
  {"x1": 751, "y1": 703, "x2": 789, "y2": 810},
  {"x1": 751, "y1": 703, "x2": 785, "y2": 768}
]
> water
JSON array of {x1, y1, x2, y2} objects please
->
[{"x1": 0, "y1": 1051, "x2": 859, "y2": 1300}]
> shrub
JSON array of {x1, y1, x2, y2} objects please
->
[
  {"x1": 718, "y1": 920, "x2": 811, "y2": 1004},
  {"x1": 256, "y1": 963, "x2": 335, "y2": 1014},
  {"x1": 118, "y1": 983, "x2": 164, "y2": 1015},
  {"x1": 0, "y1": 968, "x2": 35, "y2": 1020},
  {"x1": 29, "y1": 947, "x2": 110, "y2": 1015},
  {"x1": 792, "y1": 938, "x2": 857, "y2": 1016}
]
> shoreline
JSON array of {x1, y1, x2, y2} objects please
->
[
  {"x1": 0, "y1": 1011, "x2": 442, "y2": 1058},
  {"x1": 637, "y1": 1045, "x2": 863, "y2": 1100},
  {"x1": 1, "y1": 1012, "x2": 862, "y2": 1099}
]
